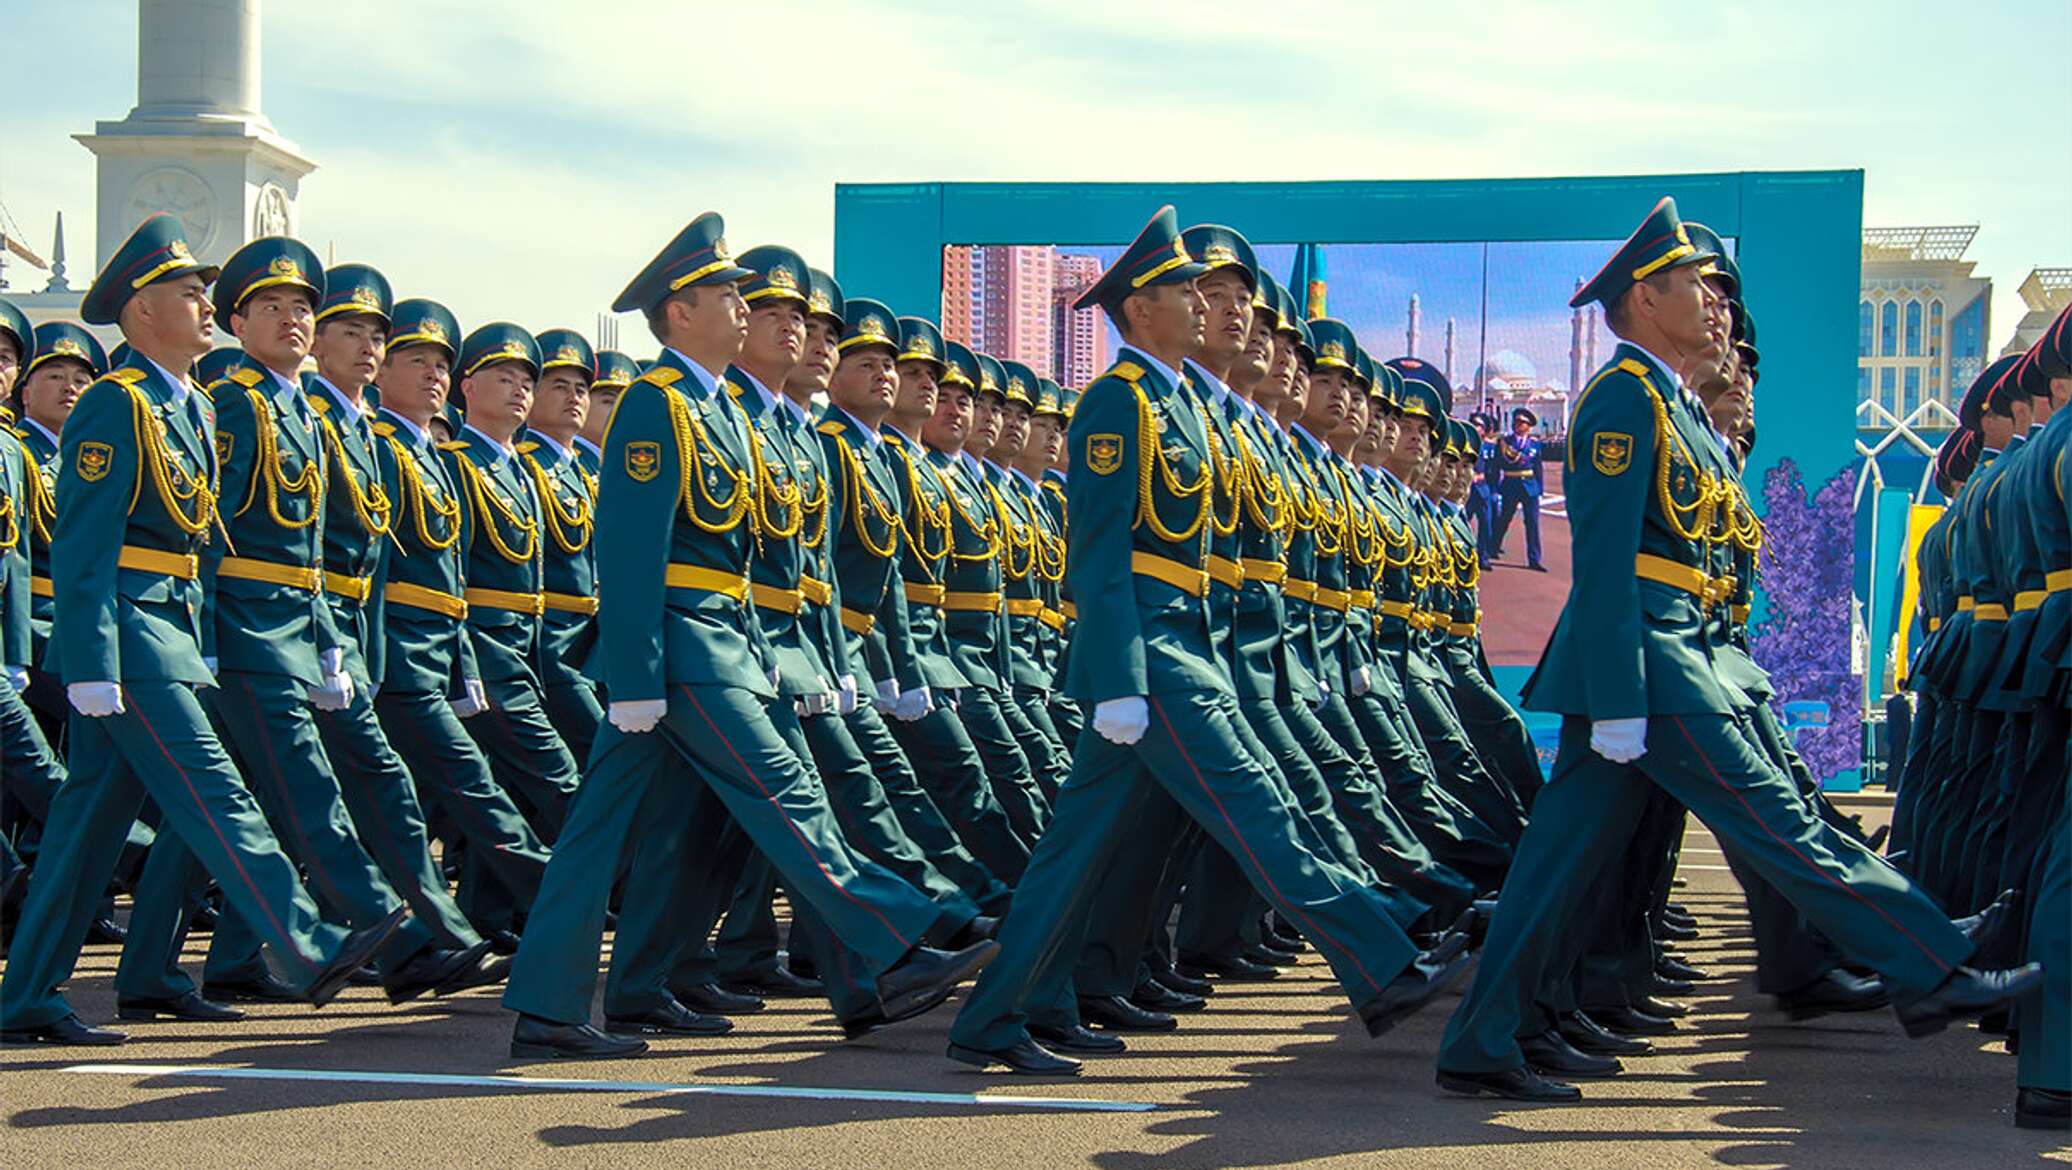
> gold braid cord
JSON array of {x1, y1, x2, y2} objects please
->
[
  {"x1": 838, "y1": 441, "x2": 902, "y2": 560},
  {"x1": 666, "y1": 389, "x2": 752, "y2": 535},
  {"x1": 318, "y1": 415, "x2": 394, "y2": 537},
  {"x1": 942, "y1": 465, "x2": 1002, "y2": 563},
  {"x1": 454, "y1": 454, "x2": 540, "y2": 564},
  {"x1": 523, "y1": 450, "x2": 593, "y2": 554},
  {"x1": 992, "y1": 483, "x2": 1037, "y2": 581},
  {"x1": 1236, "y1": 426, "x2": 1290, "y2": 535},
  {"x1": 0, "y1": 472, "x2": 17, "y2": 552},
  {"x1": 235, "y1": 389, "x2": 322, "y2": 528},
  {"x1": 387, "y1": 436, "x2": 461, "y2": 551},
  {"x1": 24, "y1": 456, "x2": 53, "y2": 545},
  {"x1": 127, "y1": 386, "x2": 216, "y2": 536},
  {"x1": 1129, "y1": 381, "x2": 1214, "y2": 544}
]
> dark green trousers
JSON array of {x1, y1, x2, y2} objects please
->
[
  {"x1": 846, "y1": 705, "x2": 1011, "y2": 913},
  {"x1": 892, "y1": 704, "x2": 1032, "y2": 882},
  {"x1": 1440, "y1": 714, "x2": 1974, "y2": 1075},
  {"x1": 2018, "y1": 795, "x2": 2069, "y2": 1092},
  {"x1": 1345, "y1": 688, "x2": 1511, "y2": 889},
  {"x1": 1312, "y1": 691, "x2": 1475, "y2": 922},
  {"x1": 951, "y1": 688, "x2": 1422, "y2": 1053},
  {"x1": 503, "y1": 683, "x2": 938, "y2": 1026},
  {"x1": 1, "y1": 682, "x2": 351, "y2": 1028},
  {"x1": 541, "y1": 678, "x2": 605, "y2": 774},
  {"x1": 955, "y1": 686, "x2": 1050, "y2": 840},
  {"x1": 1404, "y1": 673, "x2": 1527, "y2": 844}
]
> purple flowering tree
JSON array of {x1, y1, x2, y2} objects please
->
[{"x1": 1749, "y1": 458, "x2": 1860, "y2": 782}]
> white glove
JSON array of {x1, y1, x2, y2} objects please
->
[
  {"x1": 1093, "y1": 696, "x2": 1150, "y2": 746},
  {"x1": 450, "y1": 678, "x2": 490, "y2": 719},
  {"x1": 836, "y1": 674, "x2": 859, "y2": 715},
  {"x1": 1590, "y1": 717, "x2": 1649, "y2": 764},
  {"x1": 308, "y1": 670, "x2": 354, "y2": 712},
  {"x1": 319, "y1": 647, "x2": 347, "y2": 677},
  {"x1": 795, "y1": 691, "x2": 834, "y2": 718},
  {"x1": 1350, "y1": 664, "x2": 1373, "y2": 697},
  {"x1": 609, "y1": 698, "x2": 667, "y2": 733},
  {"x1": 873, "y1": 677, "x2": 900, "y2": 714},
  {"x1": 891, "y1": 685, "x2": 934, "y2": 722},
  {"x1": 3, "y1": 665, "x2": 27, "y2": 693},
  {"x1": 69, "y1": 681, "x2": 125, "y2": 717}
]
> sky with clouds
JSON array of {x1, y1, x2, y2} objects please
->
[{"x1": 2, "y1": 0, "x2": 2064, "y2": 350}]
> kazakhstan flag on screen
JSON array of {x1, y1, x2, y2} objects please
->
[{"x1": 1288, "y1": 244, "x2": 1326, "y2": 320}]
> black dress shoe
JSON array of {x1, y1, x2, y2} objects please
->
[
  {"x1": 485, "y1": 929, "x2": 521, "y2": 956},
  {"x1": 86, "y1": 915, "x2": 128, "y2": 946},
  {"x1": 1591, "y1": 1005, "x2": 1677, "y2": 1036},
  {"x1": 203, "y1": 971, "x2": 300, "y2": 1003},
  {"x1": 1030, "y1": 1023, "x2": 1127, "y2": 1054},
  {"x1": 1178, "y1": 952, "x2": 1279, "y2": 981},
  {"x1": 1150, "y1": 967, "x2": 1215, "y2": 997},
  {"x1": 510, "y1": 1014, "x2": 649, "y2": 1059},
  {"x1": 675, "y1": 981, "x2": 765, "y2": 1014},
  {"x1": 117, "y1": 990, "x2": 245, "y2": 1023},
  {"x1": 385, "y1": 941, "x2": 492, "y2": 1004},
  {"x1": 437, "y1": 951, "x2": 514, "y2": 997},
  {"x1": 724, "y1": 965, "x2": 824, "y2": 999},
  {"x1": 306, "y1": 907, "x2": 410, "y2": 1008},
  {"x1": 1527, "y1": 563, "x2": 1549, "y2": 572},
  {"x1": 1648, "y1": 975, "x2": 1696, "y2": 997},
  {"x1": 606, "y1": 998, "x2": 733, "y2": 1037},
  {"x1": 874, "y1": 940, "x2": 1000, "y2": 1025},
  {"x1": 940, "y1": 915, "x2": 1000, "y2": 948},
  {"x1": 1357, "y1": 946, "x2": 1472, "y2": 1038},
  {"x1": 347, "y1": 964, "x2": 384, "y2": 986},
  {"x1": 1558, "y1": 1010, "x2": 1652, "y2": 1056},
  {"x1": 1078, "y1": 993, "x2": 1177, "y2": 1033},
  {"x1": 1263, "y1": 917, "x2": 1305, "y2": 951},
  {"x1": 190, "y1": 899, "x2": 221, "y2": 934},
  {"x1": 1520, "y1": 1028, "x2": 1623, "y2": 1078},
  {"x1": 1, "y1": 1013, "x2": 127, "y2": 1046},
  {"x1": 1777, "y1": 969, "x2": 1889, "y2": 1021},
  {"x1": 947, "y1": 1038, "x2": 1082, "y2": 1076},
  {"x1": 1130, "y1": 976, "x2": 1206, "y2": 1014},
  {"x1": 1956, "y1": 889, "x2": 2023, "y2": 961},
  {"x1": 2016, "y1": 1087, "x2": 2071, "y2": 1131},
  {"x1": 1436, "y1": 1066, "x2": 1580, "y2": 1102},
  {"x1": 1654, "y1": 919, "x2": 1700, "y2": 942},
  {"x1": 1631, "y1": 995, "x2": 1688, "y2": 1018},
  {"x1": 1894, "y1": 963, "x2": 2044, "y2": 1038},
  {"x1": 1656, "y1": 955, "x2": 1709, "y2": 983}
]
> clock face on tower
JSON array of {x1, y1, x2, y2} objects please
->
[{"x1": 124, "y1": 167, "x2": 217, "y2": 252}]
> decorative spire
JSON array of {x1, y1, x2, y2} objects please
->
[{"x1": 44, "y1": 211, "x2": 71, "y2": 293}]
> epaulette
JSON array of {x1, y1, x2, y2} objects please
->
[
  {"x1": 100, "y1": 367, "x2": 148, "y2": 388},
  {"x1": 635, "y1": 367, "x2": 683, "y2": 389},
  {"x1": 816, "y1": 419, "x2": 846, "y2": 437},
  {"x1": 307, "y1": 393, "x2": 332, "y2": 415},
  {"x1": 1108, "y1": 360, "x2": 1145, "y2": 383},
  {"x1": 371, "y1": 421, "x2": 397, "y2": 437},
  {"x1": 437, "y1": 440, "x2": 470, "y2": 452},
  {"x1": 227, "y1": 366, "x2": 266, "y2": 389},
  {"x1": 515, "y1": 439, "x2": 540, "y2": 454}
]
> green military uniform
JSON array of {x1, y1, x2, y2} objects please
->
[
  {"x1": 518, "y1": 327, "x2": 604, "y2": 762},
  {"x1": 1439, "y1": 198, "x2": 1975, "y2": 1080},
  {"x1": 368, "y1": 301, "x2": 553, "y2": 936},
  {"x1": 1, "y1": 217, "x2": 365, "y2": 1036},
  {"x1": 503, "y1": 213, "x2": 943, "y2": 1034},
  {"x1": 951, "y1": 207, "x2": 1429, "y2": 1059}
]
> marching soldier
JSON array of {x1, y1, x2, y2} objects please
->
[
  {"x1": 370, "y1": 298, "x2": 554, "y2": 951},
  {"x1": 1, "y1": 216, "x2": 400, "y2": 1046},
  {"x1": 501, "y1": 212, "x2": 994, "y2": 1058},
  {"x1": 947, "y1": 206, "x2": 1466, "y2": 1076},
  {"x1": 1490, "y1": 406, "x2": 1546, "y2": 570},
  {"x1": 518, "y1": 327, "x2": 603, "y2": 761},
  {"x1": 1437, "y1": 196, "x2": 2040, "y2": 1102}
]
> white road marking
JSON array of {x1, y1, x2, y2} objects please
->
[{"x1": 60, "y1": 1063, "x2": 1156, "y2": 1113}]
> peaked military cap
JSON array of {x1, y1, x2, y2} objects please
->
[
  {"x1": 1390, "y1": 367, "x2": 1444, "y2": 421},
  {"x1": 1306, "y1": 318, "x2": 1359, "y2": 372},
  {"x1": 593, "y1": 349, "x2": 640, "y2": 391},
  {"x1": 1073, "y1": 204, "x2": 1210, "y2": 312},
  {"x1": 941, "y1": 340, "x2": 980, "y2": 390},
  {"x1": 1448, "y1": 419, "x2": 1475, "y2": 457},
  {"x1": 535, "y1": 328, "x2": 596, "y2": 378},
  {"x1": 612, "y1": 212, "x2": 754, "y2": 314},
  {"x1": 1511, "y1": 406, "x2": 1538, "y2": 427},
  {"x1": 1291, "y1": 316, "x2": 1316, "y2": 365},
  {"x1": 897, "y1": 316, "x2": 946, "y2": 373},
  {"x1": 317, "y1": 263, "x2": 393, "y2": 326},
  {"x1": 1352, "y1": 346, "x2": 1376, "y2": 391},
  {"x1": 1254, "y1": 272, "x2": 1286, "y2": 331},
  {"x1": 974, "y1": 354, "x2": 1008, "y2": 402},
  {"x1": 1180, "y1": 224, "x2": 1259, "y2": 292},
  {"x1": 1058, "y1": 384, "x2": 1081, "y2": 418},
  {"x1": 82, "y1": 213, "x2": 222, "y2": 325},
  {"x1": 805, "y1": 267, "x2": 845, "y2": 327},
  {"x1": 1387, "y1": 357, "x2": 1453, "y2": 416},
  {"x1": 1269, "y1": 276, "x2": 1303, "y2": 336},
  {"x1": 2030, "y1": 303, "x2": 2072, "y2": 379},
  {"x1": 1468, "y1": 410, "x2": 1497, "y2": 431},
  {"x1": 388, "y1": 298, "x2": 460, "y2": 359},
  {"x1": 736, "y1": 245, "x2": 811, "y2": 308},
  {"x1": 1684, "y1": 222, "x2": 1739, "y2": 298},
  {"x1": 1933, "y1": 427, "x2": 1979, "y2": 495},
  {"x1": 999, "y1": 360, "x2": 1038, "y2": 408},
  {"x1": 213, "y1": 235, "x2": 324, "y2": 329},
  {"x1": 1372, "y1": 363, "x2": 1404, "y2": 412},
  {"x1": 1034, "y1": 377, "x2": 1065, "y2": 418},
  {"x1": 195, "y1": 345, "x2": 245, "y2": 387},
  {"x1": 1570, "y1": 196, "x2": 1720, "y2": 310},
  {"x1": 0, "y1": 297, "x2": 29, "y2": 361},
  {"x1": 26, "y1": 321, "x2": 109, "y2": 379},
  {"x1": 1957, "y1": 354, "x2": 2024, "y2": 429},
  {"x1": 838, "y1": 298, "x2": 900, "y2": 357},
  {"x1": 458, "y1": 321, "x2": 541, "y2": 379}
]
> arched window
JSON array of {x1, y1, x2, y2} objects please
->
[
  {"x1": 1905, "y1": 301, "x2": 1923, "y2": 357},
  {"x1": 1859, "y1": 300, "x2": 1875, "y2": 358},
  {"x1": 1881, "y1": 301, "x2": 1898, "y2": 357},
  {"x1": 1928, "y1": 299, "x2": 1944, "y2": 358}
]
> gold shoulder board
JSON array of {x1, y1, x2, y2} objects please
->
[{"x1": 227, "y1": 366, "x2": 266, "y2": 388}]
